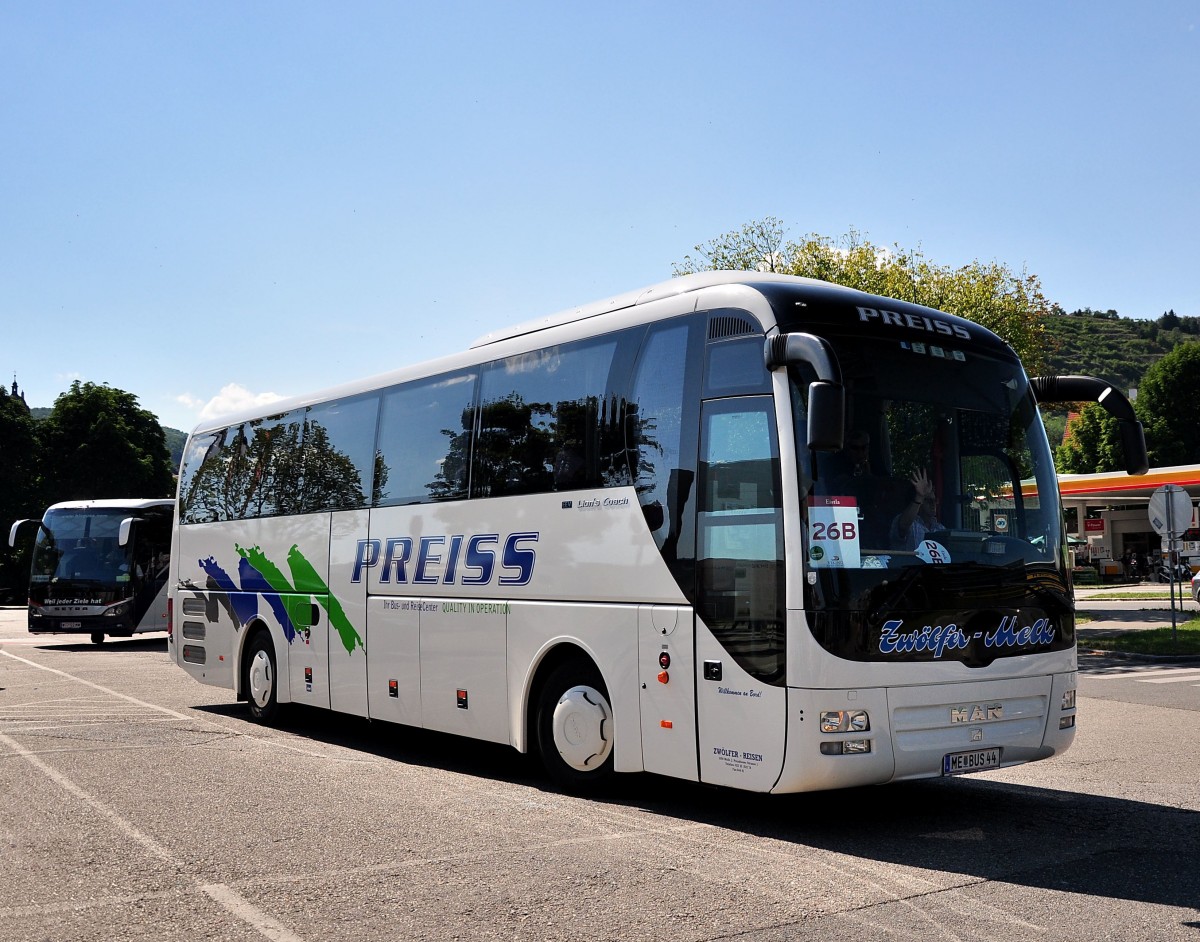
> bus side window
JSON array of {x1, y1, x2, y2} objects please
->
[
  {"x1": 178, "y1": 430, "x2": 227, "y2": 524},
  {"x1": 302, "y1": 394, "x2": 379, "y2": 512},
  {"x1": 472, "y1": 338, "x2": 617, "y2": 498},
  {"x1": 703, "y1": 334, "x2": 771, "y2": 397},
  {"x1": 628, "y1": 321, "x2": 699, "y2": 564},
  {"x1": 375, "y1": 371, "x2": 477, "y2": 505}
]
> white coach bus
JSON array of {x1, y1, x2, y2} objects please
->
[
  {"x1": 10, "y1": 498, "x2": 174, "y2": 644},
  {"x1": 169, "y1": 272, "x2": 1146, "y2": 792}
]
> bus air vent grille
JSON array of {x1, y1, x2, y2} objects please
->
[{"x1": 708, "y1": 314, "x2": 757, "y2": 340}]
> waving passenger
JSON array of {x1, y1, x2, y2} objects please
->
[{"x1": 890, "y1": 468, "x2": 942, "y2": 551}]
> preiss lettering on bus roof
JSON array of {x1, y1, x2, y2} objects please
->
[
  {"x1": 353, "y1": 532, "x2": 539, "y2": 587},
  {"x1": 857, "y1": 305, "x2": 971, "y2": 341}
]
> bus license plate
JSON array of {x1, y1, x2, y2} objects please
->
[
  {"x1": 943, "y1": 747, "x2": 1001, "y2": 775},
  {"x1": 61, "y1": 621, "x2": 82, "y2": 629}
]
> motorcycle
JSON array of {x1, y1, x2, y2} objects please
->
[{"x1": 1156, "y1": 561, "x2": 1191, "y2": 584}]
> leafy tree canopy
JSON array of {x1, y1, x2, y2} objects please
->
[
  {"x1": 1136, "y1": 342, "x2": 1200, "y2": 467},
  {"x1": 674, "y1": 217, "x2": 1051, "y2": 369},
  {"x1": 38, "y1": 381, "x2": 175, "y2": 500},
  {"x1": 0, "y1": 389, "x2": 41, "y2": 598},
  {"x1": 1055, "y1": 403, "x2": 1124, "y2": 474}
]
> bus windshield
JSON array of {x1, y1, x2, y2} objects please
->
[
  {"x1": 31, "y1": 508, "x2": 139, "y2": 586},
  {"x1": 795, "y1": 334, "x2": 1065, "y2": 625}
]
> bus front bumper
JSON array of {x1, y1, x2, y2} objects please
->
[{"x1": 774, "y1": 673, "x2": 1077, "y2": 793}]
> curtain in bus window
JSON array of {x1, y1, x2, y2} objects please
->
[
  {"x1": 473, "y1": 340, "x2": 617, "y2": 498},
  {"x1": 375, "y1": 371, "x2": 476, "y2": 505}
]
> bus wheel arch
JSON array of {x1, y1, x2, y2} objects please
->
[
  {"x1": 530, "y1": 647, "x2": 615, "y2": 791},
  {"x1": 241, "y1": 622, "x2": 282, "y2": 724}
]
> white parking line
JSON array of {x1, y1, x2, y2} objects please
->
[
  {"x1": 1136, "y1": 670, "x2": 1200, "y2": 684},
  {"x1": 0, "y1": 649, "x2": 308, "y2": 940},
  {"x1": 1088, "y1": 667, "x2": 1200, "y2": 683}
]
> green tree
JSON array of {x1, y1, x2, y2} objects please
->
[
  {"x1": 675, "y1": 218, "x2": 1051, "y2": 369},
  {"x1": 38, "y1": 381, "x2": 175, "y2": 501},
  {"x1": 1055, "y1": 404, "x2": 1124, "y2": 474},
  {"x1": 0, "y1": 386, "x2": 40, "y2": 600},
  {"x1": 1136, "y1": 341, "x2": 1200, "y2": 467}
]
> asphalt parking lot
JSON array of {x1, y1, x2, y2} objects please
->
[{"x1": 1, "y1": 609, "x2": 1197, "y2": 942}]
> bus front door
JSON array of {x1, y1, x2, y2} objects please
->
[{"x1": 693, "y1": 397, "x2": 788, "y2": 791}]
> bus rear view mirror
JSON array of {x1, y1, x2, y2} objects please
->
[
  {"x1": 807, "y1": 381, "x2": 845, "y2": 452},
  {"x1": 119, "y1": 517, "x2": 144, "y2": 547},
  {"x1": 8, "y1": 518, "x2": 41, "y2": 548}
]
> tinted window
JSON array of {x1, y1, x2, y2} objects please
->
[
  {"x1": 178, "y1": 431, "x2": 224, "y2": 524},
  {"x1": 629, "y1": 322, "x2": 693, "y2": 551},
  {"x1": 302, "y1": 395, "x2": 379, "y2": 512},
  {"x1": 375, "y1": 371, "x2": 476, "y2": 505},
  {"x1": 473, "y1": 339, "x2": 618, "y2": 497},
  {"x1": 177, "y1": 409, "x2": 306, "y2": 522},
  {"x1": 704, "y1": 336, "x2": 771, "y2": 397}
]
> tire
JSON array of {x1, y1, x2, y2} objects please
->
[
  {"x1": 535, "y1": 659, "x2": 615, "y2": 792},
  {"x1": 90, "y1": 631, "x2": 105, "y2": 645},
  {"x1": 244, "y1": 631, "x2": 280, "y2": 724}
]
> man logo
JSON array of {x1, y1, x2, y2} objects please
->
[{"x1": 951, "y1": 703, "x2": 1003, "y2": 724}]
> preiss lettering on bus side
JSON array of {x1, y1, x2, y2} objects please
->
[{"x1": 352, "y1": 531, "x2": 539, "y2": 587}]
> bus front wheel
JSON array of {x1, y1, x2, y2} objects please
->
[
  {"x1": 535, "y1": 660, "x2": 614, "y2": 791},
  {"x1": 90, "y1": 631, "x2": 104, "y2": 645},
  {"x1": 244, "y1": 632, "x2": 280, "y2": 724}
]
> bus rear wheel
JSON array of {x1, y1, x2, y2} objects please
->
[
  {"x1": 244, "y1": 631, "x2": 280, "y2": 724},
  {"x1": 535, "y1": 659, "x2": 614, "y2": 791}
]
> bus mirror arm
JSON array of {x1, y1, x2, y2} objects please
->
[
  {"x1": 765, "y1": 333, "x2": 845, "y2": 452},
  {"x1": 1030, "y1": 375, "x2": 1149, "y2": 476}
]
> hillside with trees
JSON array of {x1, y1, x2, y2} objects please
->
[
  {"x1": 1041, "y1": 307, "x2": 1196, "y2": 393},
  {"x1": 676, "y1": 217, "x2": 1196, "y2": 473}
]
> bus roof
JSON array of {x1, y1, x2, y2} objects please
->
[
  {"x1": 469, "y1": 271, "x2": 859, "y2": 348},
  {"x1": 186, "y1": 272, "x2": 1002, "y2": 435},
  {"x1": 45, "y1": 499, "x2": 175, "y2": 513}
]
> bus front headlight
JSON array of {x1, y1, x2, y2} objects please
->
[{"x1": 820, "y1": 710, "x2": 870, "y2": 733}]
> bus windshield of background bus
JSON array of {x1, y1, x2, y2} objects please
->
[
  {"x1": 794, "y1": 338, "x2": 1062, "y2": 595},
  {"x1": 31, "y1": 510, "x2": 137, "y2": 585}
]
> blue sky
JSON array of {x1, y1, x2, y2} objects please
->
[{"x1": 3, "y1": 2, "x2": 1197, "y2": 432}]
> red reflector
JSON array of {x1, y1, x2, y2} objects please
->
[
  {"x1": 657, "y1": 670, "x2": 669, "y2": 685},
  {"x1": 660, "y1": 720, "x2": 673, "y2": 729}
]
